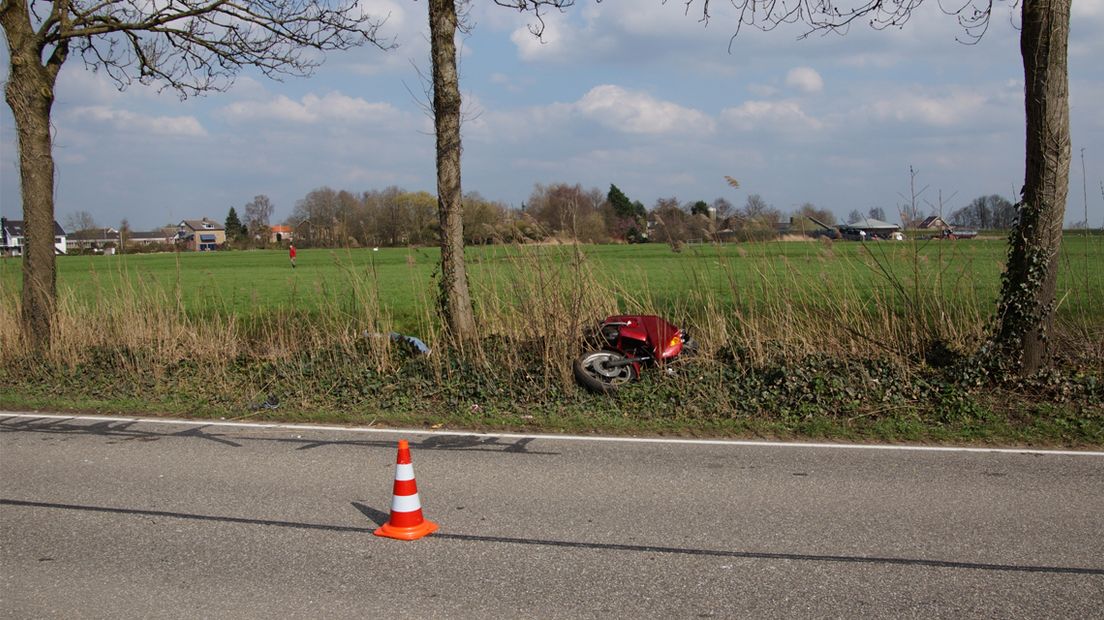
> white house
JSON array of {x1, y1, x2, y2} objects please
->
[{"x1": 1, "y1": 217, "x2": 67, "y2": 256}]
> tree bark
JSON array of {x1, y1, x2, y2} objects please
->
[
  {"x1": 995, "y1": 0, "x2": 1071, "y2": 374},
  {"x1": 428, "y1": 0, "x2": 476, "y2": 343},
  {"x1": 2, "y1": 0, "x2": 63, "y2": 350}
]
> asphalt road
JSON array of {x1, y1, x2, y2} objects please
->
[{"x1": 2, "y1": 412, "x2": 1102, "y2": 619}]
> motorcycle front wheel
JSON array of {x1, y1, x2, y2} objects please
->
[{"x1": 573, "y1": 350, "x2": 638, "y2": 394}]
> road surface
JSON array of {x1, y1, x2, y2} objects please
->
[{"x1": 2, "y1": 412, "x2": 1102, "y2": 618}]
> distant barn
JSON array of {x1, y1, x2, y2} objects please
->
[
  {"x1": 840, "y1": 217, "x2": 902, "y2": 241},
  {"x1": 918, "y1": 216, "x2": 950, "y2": 230}
]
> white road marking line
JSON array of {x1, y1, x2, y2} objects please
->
[{"x1": 2, "y1": 411, "x2": 1102, "y2": 457}]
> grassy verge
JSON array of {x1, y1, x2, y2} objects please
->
[
  {"x1": 2, "y1": 339, "x2": 1100, "y2": 447},
  {"x1": 1, "y1": 239, "x2": 1101, "y2": 447}
]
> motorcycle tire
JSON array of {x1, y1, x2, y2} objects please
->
[
  {"x1": 681, "y1": 338, "x2": 699, "y2": 356},
  {"x1": 573, "y1": 350, "x2": 638, "y2": 394}
]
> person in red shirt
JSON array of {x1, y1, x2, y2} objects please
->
[{"x1": 289, "y1": 243, "x2": 297, "y2": 268}]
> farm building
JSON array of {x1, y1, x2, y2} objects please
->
[
  {"x1": 175, "y1": 218, "x2": 226, "y2": 251},
  {"x1": 918, "y1": 216, "x2": 950, "y2": 230},
  {"x1": 1, "y1": 217, "x2": 67, "y2": 256},
  {"x1": 270, "y1": 225, "x2": 294, "y2": 243},
  {"x1": 841, "y1": 217, "x2": 903, "y2": 241}
]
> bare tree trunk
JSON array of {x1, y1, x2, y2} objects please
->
[
  {"x1": 428, "y1": 0, "x2": 476, "y2": 343},
  {"x1": 995, "y1": 0, "x2": 1071, "y2": 374},
  {"x1": 2, "y1": 0, "x2": 63, "y2": 350}
]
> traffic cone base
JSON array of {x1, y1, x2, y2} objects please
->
[
  {"x1": 374, "y1": 518, "x2": 438, "y2": 541},
  {"x1": 374, "y1": 439, "x2": 437, "y2": 541}
]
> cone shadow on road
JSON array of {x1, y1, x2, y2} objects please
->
[
  {"x1": 3, "y1": 498, "x2": 1102, "y2": 577},
  {"x1": 352, "y1": 501, "x2": 389, "y2": 527}
]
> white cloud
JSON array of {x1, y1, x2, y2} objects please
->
[
  {"x1": 65, "y1": 106, "x2": 207, "y2": 137},
  {"x1": 220, "y1": 95, "x2": 313, "y2": 123},
  {"x1": 493, "y1": 0, "x2": 1064, "y2": 79},
  {"x1": 340, "y1": 0, "x2": 430, "y2": 75},
  {"x1": 508, "y1": 10, "x2": 601, "y2": 62},
  {"x1": 862, "y1": 91, "x2": 987, "y2": 127},
  {"x1": 464, "y1": 101, "x2": 572, "y2": 145},
  {"x1": 488, "y1": 72, "x2": 534, "y2": 94},
  {"x1": 786, "y1": 67, "x2": 824, "y2": 94},
  {"x1": 469, "y1": 84, "x2": 716, "y2": 142},
  {"x1": 721, "y1": 100, "x2": 824, "y2": 132},
  {"x1": 575, "y1": 85, "x2": 715, "y2": 135},
  {"x1": 1073, "y1": 0, "x2": 1104, "y2": 18},
  {"x1": 360, "y1": 0, "x2": 409, "y2": 32},
  {"x1": 1069, "y1": 0, "x2": 1104, "y2": 58},
  {"x1": 56, "y1": 69, "x2": 129, "y2": 105},
  {"x1": 504, "y1": 2, "x2": 715, "y2": 65},
  {"x1": 218, "y1": 92, "x2": 401, "y2": 125}
]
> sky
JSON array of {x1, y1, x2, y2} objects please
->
[{"x1": 2, "y1": 0, "x2": 1103, "y2": 232}]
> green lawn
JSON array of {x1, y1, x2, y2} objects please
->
[{"x1": 2, "y1": 236, "x2": 1102, "y2": 333}]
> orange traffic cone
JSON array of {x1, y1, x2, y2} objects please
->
[{"x1": 374, "y1": 439, "x2": 438, "y2": 541}]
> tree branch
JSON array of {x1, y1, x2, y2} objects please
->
[
  {"x1": 11, "y1": 0, "x2": 395, "y2": 96},
  {"x1": 492, "y1": 0, "x2": 578, "y2": 37},
  {"x1": 681, "y1": 0, "x2": 995, "y2": 43}
]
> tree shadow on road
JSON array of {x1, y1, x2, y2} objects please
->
[
  {"x1": 2, "y1": 497, "x2": 1101, "y2": 577},
  {"x1": 0, "y1": 415, "x2": 558, "y2": 455}
]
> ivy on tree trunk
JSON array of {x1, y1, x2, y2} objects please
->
[
  {"x1": 994, "y1": 0, "x2": 1072, "y2": 375},
  {"x1": 428, "y1": 0, "x2": 477, "y2": 344}
]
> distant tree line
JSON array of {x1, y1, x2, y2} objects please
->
[
  {"x1": 65, "y1": 189, "x2": 1025, "y2": 253},
  {"x1": 847, "y1": 207, "x2": 888, "y2": 224},
  {"x1": 214, "y1": 186, "x2": 1029, "y2": 250},
  {"x1": 216, "y1": 183, "x2": 853, "y2": 249},
  {"x1": 947, "y1": 195, "x2": 1016, "y2": 230}
]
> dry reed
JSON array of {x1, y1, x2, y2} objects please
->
[{"x1": 1, "y1": 239, "x2": 1098, "y2": 396}]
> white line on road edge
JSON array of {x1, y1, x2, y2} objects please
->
[{"x1": 3, "y1": 411, "x2": 1102, "y2": 457}]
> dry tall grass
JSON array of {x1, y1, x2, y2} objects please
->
[{"x1": 1, "y1": 239, "x2": 1098, "y2": 395}]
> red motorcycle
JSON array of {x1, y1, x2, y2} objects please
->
[{"x1": 573, "y1": 314, "x2": 693, "y2": 393}]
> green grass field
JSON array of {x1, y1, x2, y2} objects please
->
[{"x1": 3, "y1": 236, "x2": 1102, "y2": 334}]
